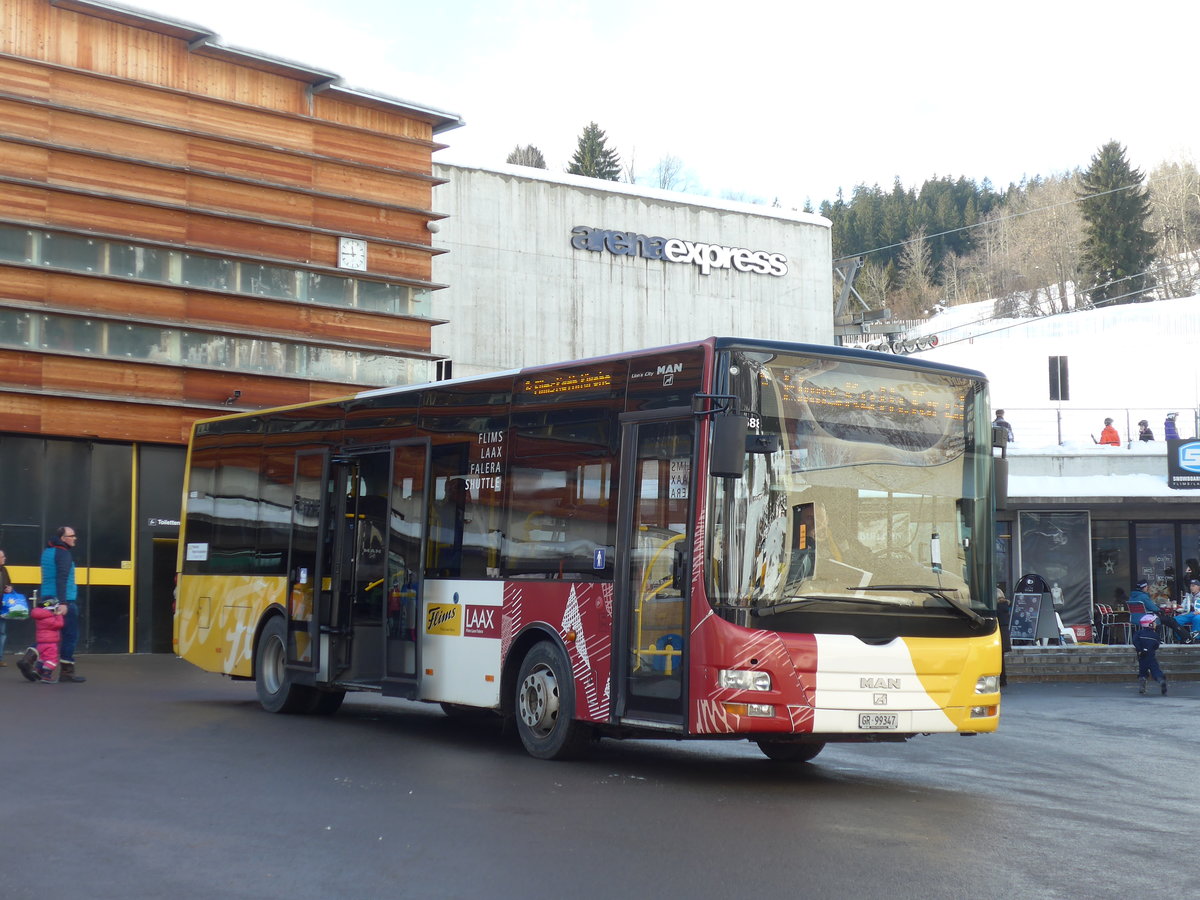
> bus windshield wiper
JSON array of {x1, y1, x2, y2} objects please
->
[
  {"x1": 859, "y1": 584, "x2": 992, "y2": 629},
  {"x1": 751, "y1": 595, "x2": 896, "y2": 618}
]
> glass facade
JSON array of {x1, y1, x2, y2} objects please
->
[
  {"x1": 0, "y1": 308, "x2": 431, "y2": 387},
  {"x1": 0, "y1": 223, "x2": 433, "y2": 318},
  {"x1": 0, "y1": 434, "x2": 186, "y2": 655}
]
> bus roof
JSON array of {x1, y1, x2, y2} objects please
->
[{"x1": 193, "y1": 336, "x2": 988, "y2": 428}]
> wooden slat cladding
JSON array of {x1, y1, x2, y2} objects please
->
[
  {"x1": 0, "y1": 0, "x2": 453, "y2": 450},
  {"x1": 0, "y1": 183, "x2": 435, "y2": 281},
  {"x1": 0, "y1": 268, "x2": 436, "y2": 351},
  {"x1": 0, "y1": 56, "x2": 440, "y2": 174},
  {"x1": 0, "y1": 353, "x2": 368, "y2": 444},
  {"x1": 180, "y1": 293, "x2": 434, "y2": 351},
  {"x1": 0, "y1": 102, "x2": 436, "y2": 210}
]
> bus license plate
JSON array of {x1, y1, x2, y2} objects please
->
[{"x1": 858, "y1": 712, "x2": 899, "y2": 730}]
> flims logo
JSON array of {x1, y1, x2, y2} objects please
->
[{"x1": 1178, "y1": 442, "x2": 1200, "y2": 473}]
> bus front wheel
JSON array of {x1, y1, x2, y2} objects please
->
[
  {"x1": 756, "y1": 740, "x2": 825, "y2": 763},
  {"x1": 255, "y1": 616, "x2": 314, "y2": 714},
  {"x1": 514, "y1": 641, "x2": 591, "y2": 760}
]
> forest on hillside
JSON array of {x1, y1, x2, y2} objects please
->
[{"x1": 820, "y1": 154, "x2": 1200, "y2": 320}]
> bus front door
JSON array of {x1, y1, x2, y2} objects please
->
[
  {"x1": 616, "y1": 416, "x2": 694, "y2": 727},
  {"x1": 382, "y1": 440, "x2": 429, "y2": 698}
]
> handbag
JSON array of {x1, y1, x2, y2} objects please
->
[{"x1": 1, "y1": 591, "x2": 29, "y2": 620}]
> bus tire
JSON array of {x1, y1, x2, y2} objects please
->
[
  {"x1": 255, "y1": 616, "x2": 314, "y2": 714},
  {"x1": 309, "y1": 690, "x2": 346, "y2": 716},
  {"x1": 514, "y1": 640, "x2": 591, "y2": 760},
  {"x1": 756, "y1": 740, "x2": 825, "y2": 763}
]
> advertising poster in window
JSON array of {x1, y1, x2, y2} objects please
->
[{"x1": 1017, "y1": 511, "x2": 1092, "y2": 628}]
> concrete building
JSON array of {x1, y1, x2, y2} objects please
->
[{"x1": 431, "y1": 162, "x2": 832, "y2": 378}]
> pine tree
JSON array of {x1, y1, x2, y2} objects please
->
[
  {"x1": 1077, "y1": 141, "x2": 1157, "y2": 305},
  {"x1": 566, "y1": 122, "x2": 621, "y2": 181},
  {"x1": 506, "y1": 145, "x2": 547, "y2": 168}
]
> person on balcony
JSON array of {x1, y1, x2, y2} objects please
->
[{"x1": 1098, "y1": 418, "x2": 1120, "y2": 446}]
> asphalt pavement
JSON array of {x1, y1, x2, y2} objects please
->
[{"x1": 1, "y1": 654, "x2": 1194, "y2": 899}]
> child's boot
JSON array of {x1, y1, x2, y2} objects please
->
[
  {"x1": 16, "y1": 647, "x2": 39, "y2": 682},
  {"x1": 1138, "y1": 677, "x2": 1147, "y2": 694}
]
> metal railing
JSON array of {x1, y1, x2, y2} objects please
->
[{"x1": 994, "y1": 408, "x2": 1199, "y2": 448}]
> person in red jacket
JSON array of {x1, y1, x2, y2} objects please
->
[
  {"x1": 30, "y1": 598, "x2": 66, "y2": 684},
  {"x1": 1099, "y1": 418, "x2": 1120, "y2": 445}
]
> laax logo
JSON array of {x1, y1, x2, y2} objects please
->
[
  {"x1": 570, "y1": 226, "x2": 788, "y2": 277},
  {"x1": 1178, "y1": 442, "x2": 1200, "y2": 473}
]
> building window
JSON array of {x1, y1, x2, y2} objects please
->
[
  {"x1": 181, "y1": 253, "x2": 234, "y2": 290},
  {"x1": 0, "y1": 223, "x2": 426, "y2": 320},
  {"x1": 0, "y1": 228, "x2": 32, "y2": 263},
  {"x1": 0, "y1": 309, "x2": 32, "y2": 346},
  {"x1": 1092, "y1": 520, "x2": 1130, "y2": 610},
  {"x1": 1134, "y1": 522, "x2": 1176, "y2": 604},
  {"x1": 42, "y1": 232, "x2": 102, "y2": 271}
]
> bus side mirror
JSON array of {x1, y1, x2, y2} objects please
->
[{"x1": 710, "y1": 413, "x2": 748, "y2": 478}]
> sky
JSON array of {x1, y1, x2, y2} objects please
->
[{"x1": 125, "y1": 0, "x2": 1197, "y2": 209}]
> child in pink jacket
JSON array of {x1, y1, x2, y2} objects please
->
[{"x1": 31, "y1": 599, "x2": 66, "y2": 683}]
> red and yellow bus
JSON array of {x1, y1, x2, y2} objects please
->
[{"x1": 174, "y1": 337, "x2": 1002, "y2": 761}]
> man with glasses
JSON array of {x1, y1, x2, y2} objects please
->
[{"x1": 40, "y1": 526, "x2": 86, "y2": 683}]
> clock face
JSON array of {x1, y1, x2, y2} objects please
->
[{"x1": 338, "y1": 237, "x2": 367, "y2": 271}]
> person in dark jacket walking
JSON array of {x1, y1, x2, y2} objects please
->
[
  {"x1": 40, "y1": 526, "x2": 86, "y2": 683},
  {"x1": 1133, "y1": 614, "x2": 1167, "y2": 694},
  {"x1": 1138, "y1": 419, "x2": 1155, "y2": 441}
]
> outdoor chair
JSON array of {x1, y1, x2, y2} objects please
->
[{"x1": 1096, "y1": 604, "x2": 1131, "y2": 644}]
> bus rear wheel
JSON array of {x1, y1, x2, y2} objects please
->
[
  {"x1": 756, "y1": 740, "x2": 825, "y2": 763},
  {"x1": 514, "y1": 641, "x2": 591, "y2": 760},
  {"x1": 308, "y1": 689, "x2": 346, "y2": 716},
  {"x1": 255, "y1": 616, "x2": 314, "y2": 714}
]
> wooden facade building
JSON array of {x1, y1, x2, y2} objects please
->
[{"x1": 0, "y1": 0, "x2": 462, "y2": 654}]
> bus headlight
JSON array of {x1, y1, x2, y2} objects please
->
[
  {"x1": 970, "y1": 705, "x2": 998, "y2": 718},
  {"x1": 718, "y1": 669, "x2": 771, "y2": 691},
  {"x1": 975, "y1": 675, "x2": 999, "y2": 694}
]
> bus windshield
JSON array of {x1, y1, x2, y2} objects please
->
[{"x1": 708, "y1": 349, "x2": 994, "y2": 627}]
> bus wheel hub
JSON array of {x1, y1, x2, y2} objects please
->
[{"x1": 518, "y1": 664, "x2": 560, "y2": 734}]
